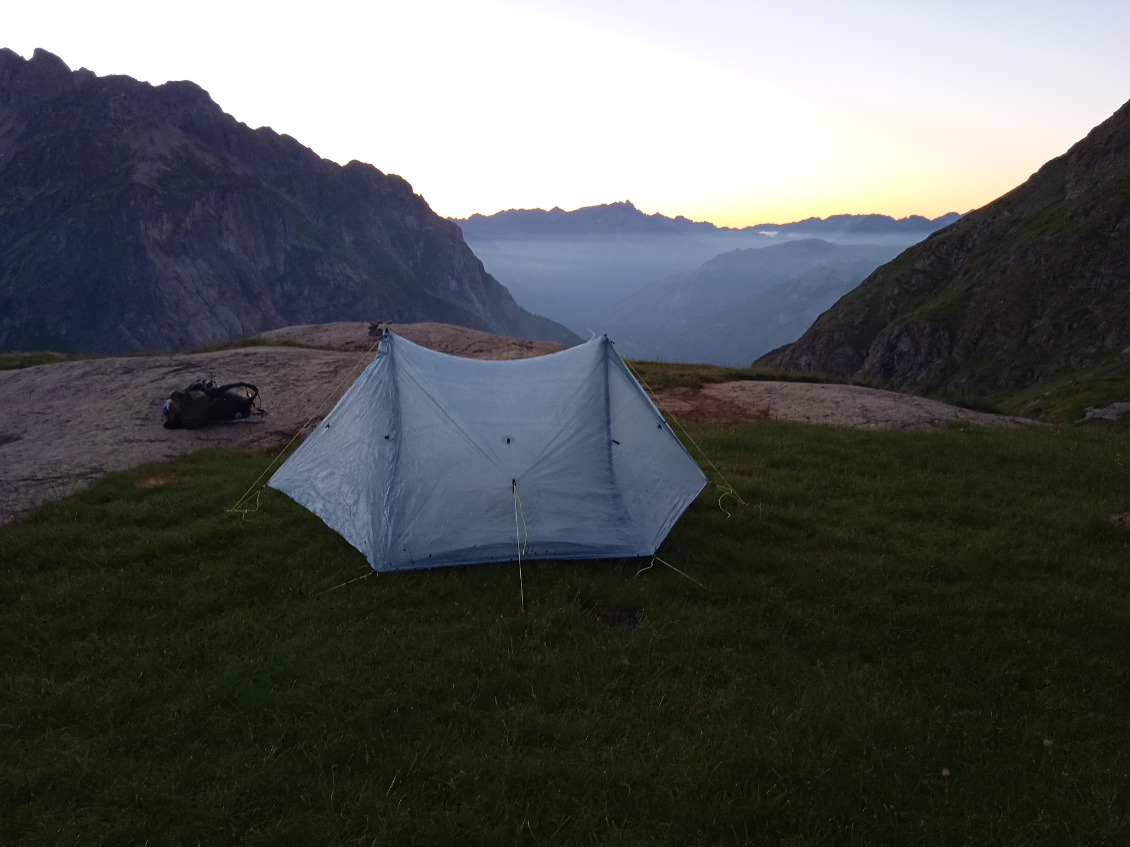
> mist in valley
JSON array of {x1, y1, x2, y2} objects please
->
[
  {"x1": 601, "y1": 239, "x2": 906, "y2": 366},
  {"x1": 460, "y1": 209, "x2": 957, "y2": 365},
  {"x1": 464, "y1": 232, "x2": 774, "y2": 337}
]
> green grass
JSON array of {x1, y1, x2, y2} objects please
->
[
  {"x1": 626, "y1": 360, "x2": 869, "y2": 392},
  {"x1": 1000, "y1": 362, "x2": 1130, "y2": 427},
  {"x1": 0, "y1": 351, "x2": 96, "y2": 370},
  {"x1": 3, "y1": 421, "x2": 1129, "y2": 844},
  {"x1": 0, "y1": 337, "x2": 332, "y2": 371},
  {"x1": 182, "y1": 337, "x2": 329, "y2": 355}
]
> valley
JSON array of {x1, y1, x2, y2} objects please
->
[{"x1": 457, "y1": 202, "x2": 958, "y2": 360}]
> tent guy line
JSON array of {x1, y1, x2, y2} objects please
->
[
  {"x1": 226, "y1": 334, "x2": 383, "y2": 518},
  {"x1": 620, "y1": 354, "x2": 747, "y2": 518},
  {"x1": 513, "y1": 480, "x2": 529, "y2": 610}
]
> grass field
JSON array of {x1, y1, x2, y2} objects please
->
[{"x1": 2, "y1": 420, "x2": 1129, "y2": 845}]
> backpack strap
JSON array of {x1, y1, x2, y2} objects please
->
[{"x1": 208, "y1": 382, "x2": 259, "y2": 400}]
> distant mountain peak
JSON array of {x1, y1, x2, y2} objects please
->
[
  {"x1": 454, "y1": 203, "x2": 960, "y2": 241},
  {"x1": 455, "y1": 201, "x2": 723, "y2": 238},
  {"x1": 751, "y1": 212, "x2": 961, "y2": 235}
]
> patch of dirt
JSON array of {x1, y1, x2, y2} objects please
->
[
  {"x1": 1110, "y1": 512, "x2": 1130, "y2": 530},
  {"x1": 257, "y1": 321, "x2": 566, "y2": 360},
  {"x1": 655, "y1": 386, "x2": 770, "y2": 425},
  {"x1": 134, "y1": 473, "x2": 177, "y2": 489},
  {"x1": 654, "y1": 380, "x2": 1037, "y2": 431},
  {"x1": 0, "y1": 321, "x2": 1037, "y2": 526}
]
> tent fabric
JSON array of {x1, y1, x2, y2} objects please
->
[{"x1": 268, "y1": 332, "x2": 707, "y2": 571}]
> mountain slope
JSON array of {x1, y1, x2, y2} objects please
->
[
  {"x1": 601, "y1": 240, "x2": 904, "y2": 365},
  {"x1": 760, "y1": 98, "x2": 1130, "y2": 410},
  {"x1": 0, "y1": 49, "x2": 578, "y2": 353}
]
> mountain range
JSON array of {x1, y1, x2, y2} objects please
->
[
  {"x1": 0, "y1": 49, "x2": 577, "y2": 354},
  {"x1": 456, "y1": 203, "x2": 958, "y2": 339},
  {"x1": 759, "y1": 96, "x2": 1130, "y2": 416},
  {"x1": 455, "y1": 201, "x2": 959, "y2": 244}
]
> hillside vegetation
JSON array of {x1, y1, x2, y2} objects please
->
[{"x1": 761, "y1": 98, "x2": 1130, "y2": 417}]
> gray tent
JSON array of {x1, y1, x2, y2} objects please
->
[{"x1": 269, "y1": 332, "x2": 706, "y2": 571}]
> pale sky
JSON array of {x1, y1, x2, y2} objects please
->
[{"x1": 7, "y1": 0, "x2": 1130, "y2": 226}]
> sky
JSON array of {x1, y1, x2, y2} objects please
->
[{"x1": 7, "y1": 0, "x2": 1130, "y2": 227}]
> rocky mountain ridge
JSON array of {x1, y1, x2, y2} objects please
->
[
  {"x1": 759, "y1": 97, "x2": 1130, "y2": 411},
  {"x1": 456, "y1": 201, "x2": 722, "y2": 238},
  {"x1": 0, "y1": 48, "x2": 577, "y2": 353},
  {"x1": 454, "y1": 201, "x2": 959, "y2": 242}
]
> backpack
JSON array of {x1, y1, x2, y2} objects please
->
[{"x1": 162, "y1": 380, "x2": 264, "y2": 429}]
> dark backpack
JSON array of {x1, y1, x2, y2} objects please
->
[{"x1": 162, "y1": 380, "x2": 263, "y2": 429}]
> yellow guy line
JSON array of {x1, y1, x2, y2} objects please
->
[
  {"x1": 622, "y1": 357, "x2": 747, "y2": 518},
  {"x1": 513, "y1": 481, "x2": 528, "y2": 611},
  {"x1": 227, "y1": 335, "x2": 384, "y2": 518},
  {"x1": 635, "y1": 556, "x2": 705, "y2": 588}
]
